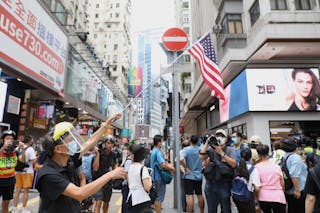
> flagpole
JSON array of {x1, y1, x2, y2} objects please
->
[{"x1": 121, "y1": 29, "x2": 214, "y2": 113}]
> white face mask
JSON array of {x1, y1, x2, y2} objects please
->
[
  {"x1": 217, "y1": 137, "x2": 226, "y2": 145},
  {"x1": 67, "y1": 140, "x2": 78, "y2": 156}
]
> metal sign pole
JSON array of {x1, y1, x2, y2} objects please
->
[{"x1": 172, "y1": 51, "x2": 182, "y2": 212}]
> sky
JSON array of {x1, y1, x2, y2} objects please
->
[{"x1": 131, "y1": 0, "x2": 176, "y2": 83}]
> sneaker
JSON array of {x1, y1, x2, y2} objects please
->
[{"x1": 9, "y1": 207, "x2": 18, "y2": 213}]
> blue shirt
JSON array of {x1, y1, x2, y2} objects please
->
[
  {"x1": 284, "y1": 152, "x2": 308, "y2": 193},
  {"x1": 181, "y1": 146, "x2": 202, "y2": 181},
  {"x1": 150, "y1": 148, "x2": 166, "y2": 181},
  {"x1": 235, "y1": 144, "x2": 249, "y2": 163}
]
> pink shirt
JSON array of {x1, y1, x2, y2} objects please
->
[{"x1": 255, "y1": 160, "x2": 286, "y2": 204}]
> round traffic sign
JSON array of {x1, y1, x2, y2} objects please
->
[{"x1": 162, "y1": 28, "x2": 188, "y2": 52}]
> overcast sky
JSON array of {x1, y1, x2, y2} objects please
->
[{"x1": 131, "y1": 0, "x2": 175, "y2": 84}]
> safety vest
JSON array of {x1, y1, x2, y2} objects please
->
[{"x1": 0, "y1": 151, "x2": 17, "y2": 178}]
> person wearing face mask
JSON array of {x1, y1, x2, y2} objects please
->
[
  {"x1": 150, "y1": 135, "x2": 175, "y2": 213},
  {"x1": 92, "y1": 135, "x2": 117, "y2": 213},
  {"x1": 231, "y1": 132, "x2": 248, "y2": 163},
  {"x1": 36, "y1": 113, "x2": 127, "y2": 213},
  {"x1": 199, "y1": 129, "x2": 237, "y2": 213}
]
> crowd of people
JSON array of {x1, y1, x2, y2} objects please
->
[{"x1": 0, "y1": 112, "x2": 320, "y2": 213}]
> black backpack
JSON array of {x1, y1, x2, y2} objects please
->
[
  {"x1": 15, "y1": 147, "x2": 31, "y2": 172},
  {"x1": 280, "y1": 153, "x2": 293, "y2": 191}
]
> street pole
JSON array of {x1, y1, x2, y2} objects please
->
[{"x1": 172, "y1": 51, "x2": 182, "y2": 212}]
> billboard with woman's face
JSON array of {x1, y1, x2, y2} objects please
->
[{"x1": 220, "y1": 68, "x2": 320, "y2": 122}]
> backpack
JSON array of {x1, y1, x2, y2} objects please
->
[
  {"x1": 15, "y1": 147, "x2": 31, "y2": 172},
  {"x1": 280, "y1": 153, "x2": 294, "y2": 191},
  {"x1": 231, "y1": 165, "x2": 255, "y2": 203}
]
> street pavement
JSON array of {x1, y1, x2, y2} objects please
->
[{"x1": 4, "y1": 180, "x2": 238, "y2": 213}]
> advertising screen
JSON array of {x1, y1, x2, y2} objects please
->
[
  {"x1": 246, "y1": 68, "x2": 320, "y2": 111},
  {"x1": 220, "y1": 68, "x2": 320, "y2": 122},
  {"x1": 128, "y1": 67, "x2": 143, "y2": 97}
]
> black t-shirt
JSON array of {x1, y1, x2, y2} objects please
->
[
  {"x1": 305, "y1": 164, "x2": 320, "y2": 196},
  {"x1": 36, "y1": 158, "x2": 81, "y2": 213},
  {"x1": 92, "y1": 149, "x2": 116, "y2": 180}
]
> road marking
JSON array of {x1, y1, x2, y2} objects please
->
[{"x1": 116, "y1": 196, "x2": 122, "y2": 213}]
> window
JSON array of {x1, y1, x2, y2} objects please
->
[
  {"x1": 183, "y1": 15, "x2": 189, "y2": 23},
  {"x1": 108, "y1": 55, "x2": 111, "y2": 61},
  {"x1": 114, "y1": 44, "x2": 118, "y2": 50},
  {"x1": 94, "y1": 23, "x2": 98, "y2": 28},
  {"x1": 110, "y1": 13, "x2": 113, "y2": 18},
  {"x1": 295, "y1": 0, "x2": 311, "y2": 10},
  {"x1": 107, "y1": 24, "x2": 111, "y2": 28},
  {"x1": 94, "y1": 34, "x2": 97, "y2": 39},
  {"x1": 184, "y1": 55, "x2": 191, "y2": 62},
  {"x1": 110, "y1": 4, "x2": 113, "y2": 8},
  {"x1": 104, "y1": 44, "x2": 107, "y2": 48},
  {"x1": 116, "y1": 3, "x2": 120, "y2": 8},
  {"x1": 96, "y1": 4, "x2": 99, "y2": 8},
  {"x1": 250, "y1": 0, "x2": 260, "y2": 26},
  {"x1": 95, "y1": 13, "x2": 99, "y2": 18},
  {"x1": 184, "y1": 83, "x2": 192, "y2": 93},
  {"x1": 115, "y1": 13, "x2": 119, "y2": 18},
  {"x1": 270, "y1": 0, "x2": 287, "y2": 10},
  {"x1": 222, "y1": 14, "x2": 243, "y2": 34},
  {"x1": 113, "y1": 55, "x2": 118, "y2": 62},
  {"x1": 113, "y1": 66, "x2": 117, "y2": 71}
]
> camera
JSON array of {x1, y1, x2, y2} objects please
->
[
  {"x1": 207, "y1": 136, "x2": 220, "y2": 146},
  {"x1": 5, "y1": 140, "x2": 19, "y2": 154}
]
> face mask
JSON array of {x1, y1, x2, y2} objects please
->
[
  {"x1": 232, "y1": 138, "x2": 238, "y2": 145},
  {"x1": 217, "y1": 137, "x2": 226, "y2": 145},
  {"x1": 67, "y1": 140, "x2": 78, "y2": 156}
]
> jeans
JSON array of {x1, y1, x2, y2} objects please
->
[{"x1": 204, "y1": 181, "x2": 231, "y2": 213}]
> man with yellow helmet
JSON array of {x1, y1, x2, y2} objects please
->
[{"x1": 36, "y1": 113, "x2": 126, "y2": 213}]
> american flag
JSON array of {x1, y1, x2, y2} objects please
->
[{"x1": 188, "y1": 33, "x2": 225, "y2": 100}]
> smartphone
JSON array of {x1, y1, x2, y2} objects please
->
[{"x1": 12, "y1": 140, "x2": 19, "y2": 147}]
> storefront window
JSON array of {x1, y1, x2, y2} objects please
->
[
  {"x1": 229, "y1": 124, "x2": 247, "y2": 138},
  {"x1": 65, "y1": 47, "x2": 111, "y2": 117},
  {"x1": 269, "y1": 121, "x2": 320, "y2": 143}
]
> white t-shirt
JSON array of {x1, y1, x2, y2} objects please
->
[
  {"x1": 16, "y1": 146, "x2": 36, "y2": 174},
  {"x1": 127, "y1": 163, "x2": 151, "y2": 206},
  {"x1": 247, "y1": 164, "x2": 261, "y2": 192}
]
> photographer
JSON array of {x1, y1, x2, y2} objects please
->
[
  {"x1": 0, "y1": 130, "x2": 25, "y2": 213},
  {"x1": 199, "y1": 129, "x2": 236, "y2": 213}
]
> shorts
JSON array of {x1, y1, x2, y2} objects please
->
[
  {"x1": 184, "y1": 179, "x2": 203, "y2": 195},
  {"x1": 154, "y1": 180, "x2": 166, "y2": 203},
  {"x1": 15, "y1": 173, "x2": 34, "y2": 188},
  {"x1": 93, "y1": 183, "x2": 113, "y2": 202},
  {"x1": 0, "y1": 184, "x2": 15, "y2": 200}
]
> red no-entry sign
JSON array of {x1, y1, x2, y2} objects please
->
[{"x1": 162, "y1": 28, "x2": 188, "y2": 52}]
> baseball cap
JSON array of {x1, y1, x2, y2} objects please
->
[
  {"x1": 215, "y1": 129, "x2": 227, "y2": 137},
  {"x1": 249, "y1": 135, "x2": 262, "y2": 145}
]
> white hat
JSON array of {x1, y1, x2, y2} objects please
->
[
  {"x1": 215, "y1": 129, "x2": 227, "y2": 137},
  {"x1": 249, "y1": 135, "x2": 262, "y2": 144}
]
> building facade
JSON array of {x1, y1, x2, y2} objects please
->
[
  {"x1": 86, "y1": 0, "x2": 132, "y2": 104},
  {"x1": 179, "y1": 0, "x2": 320, "y2": 144}
]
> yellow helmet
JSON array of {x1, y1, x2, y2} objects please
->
[{"x1": 52, "y1": 122, "x2": 74, "y2": 142}]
